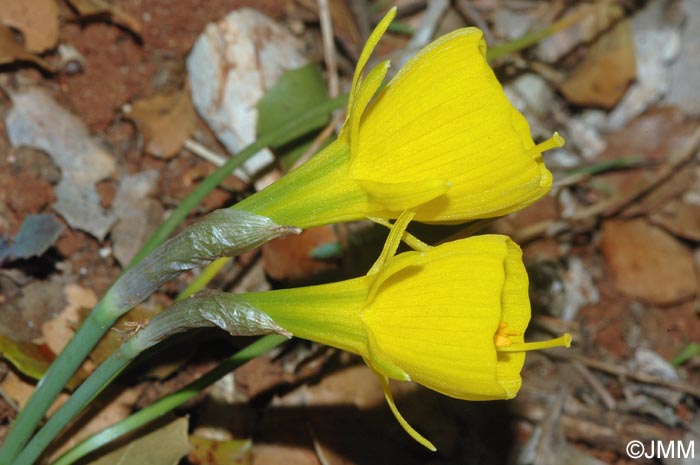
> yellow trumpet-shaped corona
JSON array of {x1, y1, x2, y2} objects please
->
[
  {"x1": 234, "y1": 8, "x2": 562, "y2": 228},
  {"x1": 235, "y1": 213, "x2": 571, "y2": 450}
]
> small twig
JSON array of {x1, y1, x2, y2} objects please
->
[
  {"x1": 552, "y1": 172, "x2": 591, "y2": 189},
  {"x1": 184, "y1": 138, "x2": 251, "y2": 183},
  {"x1": 307, "y1": 422, "x2": 333, "y2": 465},
  {"x1": 572, "y1": 361, "x2": 616, "y2": 410},
  {"x1": 0, "y1": 387, "x2": 18, "y2": 412},
  {"x1": 291, "y1": 110, "x2": 345, "y2": 170},
  {"x1": 392, "y1": 0, "x2": 450, "y2": 72},
  {"x1": 531, "y1": 315, "x2": 580, "y2": 340},
  {"x1": 512, "y1": 220, "x2": 571, "y2": 244},
  {"x1": 568, "y1": 125, "x2": 700, "y2": 221},
  {"x1": 395, "y1": 0, "x2": 428, "y2": 18},
  {"x1": 184, "y1": 138, "x2": 226, "y2": 166},
  {"x1": 349, "y1": 0, "x2": 370, "y2": 42},
  {"x1": 318, "y1": 0, "x2": 339, "y2": 98},
  {"x1": 551, "y1": 351, "x2": 700, "y2": 399},
  {"x1": 455, "y1": 0, "x2": 496, "y2": 44}
]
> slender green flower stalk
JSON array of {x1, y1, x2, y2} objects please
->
[
  {"x1": 14, "y1": 293, "x2": 289, "y2": 465},
  {"x1": 50, "y1": 335, "x2": 286, "y2": 465},
  {"x1": 1, "y1": 210, "x2": 297, "y2": 464}
]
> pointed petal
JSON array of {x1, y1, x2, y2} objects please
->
[
  {"x1": 373, "y1": 369, "x2": 436, "y2": 451},
  {"x1": 348, "y1": 8, "x2": 396, "y2": 112},
  {"x1": 367, "y1": 210, "x2": 415, "y2": 275}
]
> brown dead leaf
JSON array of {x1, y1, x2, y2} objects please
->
[
  {"x1": 42, "y1": 284, "x2": 98, "y2": 358},
  {"x1": 66, "y1": 0, "x2": 142, "y2": 35},
  {"x1": 559, "y1": 18, "x2": 636, "y2": 108},
  {"x1": 649, "y1": 200, "x2": 700, "y2": 242},
  {"x1": 0, "y1": 24, "x2": 54, "y2": 71},
  {"x1": 600, "y1": 219, "x2": 698, "y2": 305},
  {"x1": 262, "y1": 225, "x2": 339, "y2": 283},
  {"x1": 594, "y1": 109, "x2": 698, "y2": 209},
  {"x1": 0, "y1": 370, "x2": 69, "y2": 413},
  {"x1": 126, "y1": 89, "x2": 197, "y2": 158},
  {"x1": 537, "y1": 1, "x2": 627, "y2": 63},
  {"x1": 0, "y1": 0, "x2": 60, "y2": 53},
  {"x1": 621, "y1": 164, "x2": 694, "y2": 217},
  {"x1": 600, "y1": 107, "x2": 688, "y2": 163}
]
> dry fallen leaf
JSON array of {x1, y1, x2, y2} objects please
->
[
  {"x1": 42, "y1": 284, "x2": 98, "y2": 361},
  {"x1": 649, "y1": 200, "x2": 700, "y2": 241},
  {"x1": 0, "y1": 213, "x2": 64, "y2": 266},
  {"x1": 66, "y1": 0, "x2": 142, "y2": 35},
  {"x1": 262, "y1": 225, "x2": 339, "y2": 283},
  {"x1": 0, "y1": 24, "x2": 54, "y2": 71},
  {"x1": 0, "y1": 0, "x2": 60, "y2": 53},
  {"x1": 600, "y1": 218, "x2": 697, "y2": 305},
  {"x1": 0, "y1": 370, "x2": 70, "y2": 414},
  {"x1": 5, "y1": 88, "x2": 117, "y2": 240},
  {"x1": 126, "y1": 90, "x2": 197, "y2": 159},
  {"x1": 537, "y1": 1, "x2": 627, "y2": 63},
  {"x1": 559, "y1": 18, "x2": 637, "y2": 108},
  {"x1": 111, "y1": 170, "x2": 163, "y2": 266}
]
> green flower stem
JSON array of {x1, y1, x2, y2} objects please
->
[
  {"x1": 177, "y1": 256, "x2": 231, "y2": 302},
  {"x1": 0, "y1": 303, "x2": 109, "y2": 465},
  {"x1": 17, "y1": 290, "x2": 286, "y2": 465},
  {"x1": 0, "y1": 94, "x2": 347, "y2": 465},
  {"x1": 50, "y1": 335, "x2": 287, "y2": 465},
  {"x1": 130, "y1": 93, "x2": 347, "y2": 267},
  {"x1": 14, "y1": 342, "x2": 136, "y2": 465}
]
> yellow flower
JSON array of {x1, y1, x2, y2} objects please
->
[
  {"x1": 236, "y1": 213, "x2": 571, "y2": 450},
  {"x1": 235, "y1": 8, "x2": 563, "y2": 228}
]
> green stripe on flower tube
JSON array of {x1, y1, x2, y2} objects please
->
[{"x1": 235, "y1": 7, "x2": 563, "y2": 229}]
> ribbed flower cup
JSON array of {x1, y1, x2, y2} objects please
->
[
  {"x1": 234, "y1": 213, "x2": 571, "y2": 450},
  {"x1": 235, "y1": 7, "x2": 563, "y2": 228}
]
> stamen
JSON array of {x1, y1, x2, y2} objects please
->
[
  {"x1": 493, "y1": 322, "x2": 520, "y2": 348},
  {"x1": 495, "y1": 333, "x2": 572, "y2": 353},
  {"x1": 525, "y1": 132, "x2": 565, "y2": 158}
]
